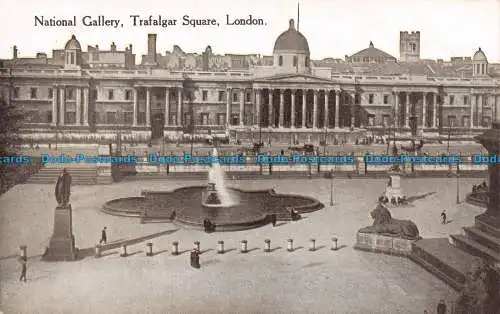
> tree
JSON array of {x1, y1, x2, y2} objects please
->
[
  {"x1": 0, "y1": 96, "x2": 24, "y2": 189},
  {"x1": 182, "y1": 75, "x2": 198, "y2": 154}
]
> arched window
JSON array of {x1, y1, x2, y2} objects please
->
[
  {"x1": 305, "y1": 56, "x2": 310, "y2": 67},
  {"x1": 278, "y1": 56, "x2": 283, "y2": 66},
  {"x1": 293, "y1": 56, "x2": 298, "y2": 67},
  {"x1": 70, "y1": 52, "x2": 75, "y2": 64},
  {"x1": 482, "y1": 64, "x2": 486, "y2": 75}
]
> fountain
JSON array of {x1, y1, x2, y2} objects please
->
[
  {"x1": 102, "y1": 148, "x2": 324, "y2": 231},
  {"x1": 203, "y1": 148, "x2": 238, "y2": 207}
]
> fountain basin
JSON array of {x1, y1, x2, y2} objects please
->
[{"x1": 102, "y1": 186, "x2": 323, "y2": 231}]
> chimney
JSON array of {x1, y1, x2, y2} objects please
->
[
  {"x1": 147, "y1": 34, "x2": 157, "y2": 63},
  {"x1": 111, "y1": 42, "x2": 116, "y2": 51},
  {"x1": 13, "y1": 45, "x2": 18, "y2": 59},
  {"x1": 129, "y1": 44, "x2": 132, "y2": 51}
]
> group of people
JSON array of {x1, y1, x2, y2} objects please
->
[
  {"x1": 203, "y1": 219, "x2": 216, "y2": 233},
  {"x1": 472, "y1": 181, "x2": 488, "y2": 193},
  {"x1": 379, "y1": 195, "x2": 408, "y2": 206}
]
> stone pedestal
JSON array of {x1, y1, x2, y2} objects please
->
[
  {"x1": 385, "y1": 171, "x2": 403, "y2": 200},
  {"x1": 42, "y1": 204, "x2": 77, "y2": 261}
]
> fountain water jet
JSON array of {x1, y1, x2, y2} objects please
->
[{"x1": 205, "y1": 148, "x2": 238, "y2": 207}]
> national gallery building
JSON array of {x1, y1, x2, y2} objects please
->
[{"x1": 0, "y1": 18, "x2": 499, "y2": 142}]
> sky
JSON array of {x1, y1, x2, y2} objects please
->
[{"x1": 0, "y1": 0, "x2": 498, "y2": 62}]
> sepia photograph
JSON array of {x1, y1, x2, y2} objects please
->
[{"x1": 0, "y1": 0, "x2": 499, "y2": 313}]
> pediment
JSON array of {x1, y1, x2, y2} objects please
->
[{"x1": 257, "y1": 73, "x2": 333, "y2": 84}]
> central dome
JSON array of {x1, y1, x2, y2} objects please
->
[{"x1": 273, "y1": 19, "x2": 310, "y2": 54}]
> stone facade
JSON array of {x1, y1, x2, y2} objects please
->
[{"x1": 0, "y1": 18, "x2": 499, "y2": 140}]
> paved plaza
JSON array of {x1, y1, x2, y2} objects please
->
[{"x1": 0, "y1": 177, "x2": 486, "y2": 313}]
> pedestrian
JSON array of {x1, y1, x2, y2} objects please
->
[
  {"x1": 271, "y1": 214, "x2": 277, "y2": 227},
  {"x1": 99, "y1": 227, "x2": 107, "y2": 244},
  {"x1": 441, "y1": 211, "x2": 447, "y2": 224},
  {"x1": 19, "y1": 256, "x2": 27, "y2": 283},
  {"x1": 437, "y1": 299, "x2": 446, "y2": 314}
]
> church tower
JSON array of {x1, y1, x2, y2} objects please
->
[{"x1": 399, "y1": 31, "x2": 420, "y2": 62}]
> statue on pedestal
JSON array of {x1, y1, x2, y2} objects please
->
[
  {"x1": 55, "y1": 168, "x2": 72, "y2": 207},
  {"x1": 358, "y1": 202, "x2": 420, "y2": 240}
]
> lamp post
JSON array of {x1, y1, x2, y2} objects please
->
[
  {"x1": 456, "y1": 172, "x2": 460, "y2": 204},
  {"x1": 330, "y1": 169, "x2": 334, "y2": 206}
]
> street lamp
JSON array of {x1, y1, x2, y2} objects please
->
[
  {"x1": 330, "y1": 169, "x2": 334, "y2": 206},
  {"x1": 456, "y1": 172, "x2": 460, "y2": 204}
]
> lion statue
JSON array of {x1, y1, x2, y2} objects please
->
[{"x1": 359, "y1": 203, "x2": 420, "y2": 240}]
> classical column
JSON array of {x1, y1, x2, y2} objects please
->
[
  {"x1": 421, "y1": 92, "x2": 426, "y2": 128},
  {"x1": 393, "y1": 92, "x2": 399, "y2": 127},
  {"x1": 470, "y1": 93, "x2": 475, "y2": 128},
  {"x1": 313, "y1": 90, "x2": 318, "y2": 128},
  {"x1": 334, "y1": 91, "x2": 340, "y2": 129},
  {"x1": 302, "y1": 90, "x2": 306, "y2": 128},
  {"x1": 75, "y1": 87, "x2": 81, "y2": 125},
  {"x1": 177, "y1": 87, "x2": 183, "y2": 126},
  {"x1": 324, "y1": 91, "x2": 329, "y2": 128},
  {"x1": 133, "y1": 88, "x2": 138, "y2": 126},
  {"x1": 239, "y1": 89, "x2": 245, "y2": 126},
  {"x1": 59, "y1": 87, "x2": 66, "y2": 125},
  {"x1": 255, "y1": 89, "x2": 261, "y2": 127},
  {"x1": 279, "y1": 89, "x2": 284, "y2": 127},
  {"x1": 83, "y1": 87, "x2": 89, "y2": 125},
  {"x1": 350, "y1": 92, "x2": 355, "y2": 128},
  {"x1": 145, "y1": 87, "x2": 151, "y2": 126},
  {"x1": 268, "y1": 89, "x2": 273, "y2": 127},
  {"x1": 290, "y1": 89, "x2": 296, "y2": 128},
  {"x1": 226, "y1": 88, "x2": 232, "y2": 126},
  {"x1": 164, "y1": 87, "x2": 170, "y2": 126},
  {"x1": 51, "y1": 86, "x2": 58, "y2": 125},
  {"x1": 405, "y1": 92, "x2": 410, "y2": 128},
  {"x1": 478, "y1": 94, "x2": 483, "y2": 127},
  {"x1": 432, "y1": 93, "x2": 437, "y2": 128}
]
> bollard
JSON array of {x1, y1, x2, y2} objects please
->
[
  {"x1": 287, "y1": 239, "x2": 294, "y2": 252},
  {"x1": 120, "y1": 244, "x2": 128, "y2": 257},
  {"x1": 194, "y1": 241, "x2": 200, "y2": 251},
  {"x1": 172, "y1": 241, "x2": 179, "y2": 256},
  {"x1": 19, "y1": 245, "x2": 27, "y2": 259},
  {"x1": 240, "y1": 240, "x2": 248, "y2": 253},
  {"x1": 94, "y1": 245, "x2": 101, "y2": 258},
  {"x1": 309, "y1": 239, "x2": 316, "y2": 251},
  {"x1": 264, "y1": 239, "x2": 271, "y2": 252},
  {"x1": 331, "y1": 237, "x2": 338, "y2": 251},
  {"x1": 146, "y1": 242, "x2": 153, "y2": 256},
  {"x1": 217, "y1": 240, "x2": 224, "y2": 254}
]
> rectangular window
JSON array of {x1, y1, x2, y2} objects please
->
[
  {"x1": 14, "y1": 87, "x2": 19, "y2": 98},
  {"x1": 65, "y1": 112, "x2": 76, "y2": 124},
  {"x1": 200, "y1": 113, "x2": 209, "y2": 125},
  {"x1": 463, "y1": 95, "x2": 468, "y2": 105},
  {"x1": 92, "y1": 89, "x2": 98, "y2": 100},
  {"x1": 217, "y1": 113, "x2": 225, "y2": 125},
  {"x1": 383, "y1": 95, "x2": 389, "y2": 104},
  {"x1": 48, "y1": 88, "x2": 53, "y2": 99},
  {"x1": 233, "y1": 93, "x2": 238, "y2": 102},
  {"x1": 67, "y1": 89, "x2": 73, "y2": 100},
  {"x1": 246, "y1": 92, "x2": 251, "y2": 102},
  {"x1": 30, "y1": 88, "x2": 37, "y2": 99},
  {"x1": 368, "y1": 94, "x2": 374, "y2": 104},
  {"x1": 218, "y1": 91, "x2": 225, "y2": 102},
  {"x1": 449, "y1": 95, "x2": 454, "y2": 105},
  {"x1": 108, "y1": 90, "x2": 114, "y2": 100},
  {"x1": 202, "y1": 90, "x2": 208, "y2": 101},
  {"x1": 125, "y1": 90, "x2": 132, "y2": 100},
  {"x1": 106, "y1": 112, "x2": 116, "y2": 124},
  {"x1": 124, "y1": 112, "x2": 133, "y2": 124}
]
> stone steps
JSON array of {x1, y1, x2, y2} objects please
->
[
  {"x1": 450, "y1": 234, "x2": 500, "y2": 263},
  {"x1": 26, "y1": 166, "x2": 99, "y2": 185},
  {"x1": 463, "y1": 226, "x2": 500, "y2": 253},
  {"x1": 410, "y1": 238, "x2": 474, "y2": 291}
]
